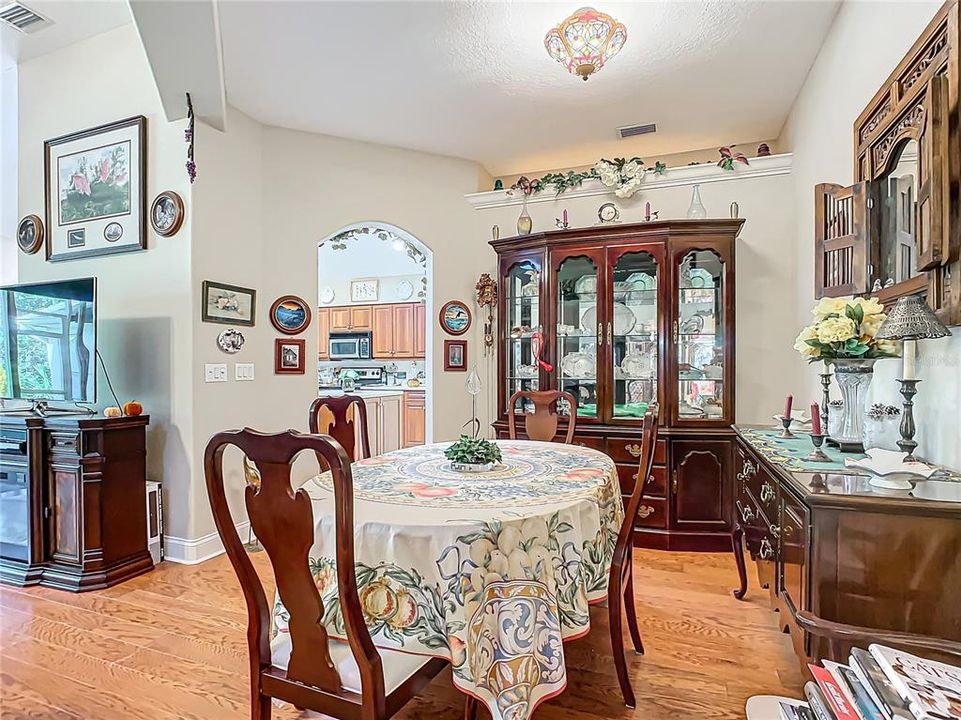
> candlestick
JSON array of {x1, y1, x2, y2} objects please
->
[
  {"x1": 810, "y1": 402, "x2": 822, "y2": 436},
  {"x1": 778, "y1": 415, "x2": 796, "y2": 439},
  {"x1": 902, "y1": 338, "x2": 917, "y2": 381},
  {"x1": 805, "y1": 434, "x2": 831, "y2": 463},
  {"x1": 784, "y1": 394, "x2": 793, "y2": 420},
  {"x1": 897, "y1": 379, "x2": 920, "y2": 461},
  {"x1": 819, "y1": 372, "x2": 832, "y2": 440}
]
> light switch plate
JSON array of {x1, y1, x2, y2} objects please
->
[
  {"x1": 205, "y1": 363, "x2": 228, "y2": 382},
  {"x1": 235, "y1": 363, "x2": 255, "y2": 381}
]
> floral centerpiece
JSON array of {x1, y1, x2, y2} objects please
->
[
  {"x1": 794, "y1": 296, "x2": 898, "y2": 449},
  {"x1": 445, "y1": 435, "x2": 502, "y2": 473}
]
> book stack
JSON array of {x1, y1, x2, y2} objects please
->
[{"x1": 778, "y1": 645, "x2": 961, "y2": 720}]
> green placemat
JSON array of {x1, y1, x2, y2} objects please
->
[{"x1": 743, "y1": 428, "x2": 961, "y2": 481}]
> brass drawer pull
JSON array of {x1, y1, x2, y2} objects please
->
[
  {"x1": 625, "y1": 443, "x2": 642, "y2": 458},
  {"x1": 638, "y1": 505, "x2": 655, "y2": 519},
  {"x1": 736, "y1": 500, "x2": 755, "y2": 523},
  {"x1": 770, "y1": 524, "x2": 781, "y2": 538},
  {"x1": 760, "y1": 482, "x2": 775, "y2": 505},
  {"x1": 759, "y1": 537, "x2": 773, "y2": 560}
]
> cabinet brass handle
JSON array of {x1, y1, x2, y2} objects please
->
[
  {"x1": 672, "y1": 469, "x2": 678, "y2": 494},
  {"x1": 607, "y1": 322, "x2": 613, "y2": 347},
  {"x1": 736, "y1": 500, "x2": 755, "y2": 523},
  {"x1": 631, "y1": 471, "x2": 656, "y2": 485},
  {"x1": 760, "y1": 482, "x2": 775, "y2": 505},
  {"x1": 625, "y1": 443, "x2": 642, "y2": 458},
  {"x1": 638, "y1": 505, "x2": 655, "y2": 519},
  {"x1": 759, "y1": 537, "x2": 773, "y2": 560},
  {"x1": 673, "y1": 320, "x2": 679, "y2": 344},
  {"x1": 770, "y1": 524, "x2": 781, "y2": 538},
  {"x1": 598, "y1": 323, "x2": 604, "y2": 346}
]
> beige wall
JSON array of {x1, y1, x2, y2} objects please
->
[
  {"x1": 472, "y1": 168, "x2": 801, "y2": 425},
  {"x1": 15, "y1": 26, "x2": 196, "y2": 537},
  {"x1": 779, "y1": 0, "x2": 961, "y2": 469}
]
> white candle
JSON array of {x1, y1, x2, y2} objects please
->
[{"x1": 902, "y1": 338, "x2": 917, "y2": 380}]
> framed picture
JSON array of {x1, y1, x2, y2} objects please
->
[
  {"x1": 269, "y1": 295, "x2": 311, "y2": 335},
  {"x1": 350, "y1": 278, "x2": 379, "y2": 303},
  {"x1": 44, "y1": 115, "x2": 147, "y2": 262},
  {"x1": 202, "y1": 281, "x2": 256, "y2": 326},
  {"x1": 439, "y1": 300, "x2": 472, "y2": 336},
  {"x1": 444, "y1": 340, "x2": 467, "y2": 371},
  {"x1": 17, "y1": 215, "x2": 44, "y2": 254},
  {"x1": 275, "y1": 338, "x2": 306, "y2": 374},
  {"x1": 150, "y1": 191, "x2": 185, "y2": 237}
]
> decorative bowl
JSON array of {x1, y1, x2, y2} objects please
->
[
  {"x1": 560, "y1": 352, "x2": 594, "y2": 378},
  {"x1": 845, "y1": 448, "x2": 937, "y2": 490},
  {"x1": 449, "y1": 461, "x2": 497, "y2": 473}
]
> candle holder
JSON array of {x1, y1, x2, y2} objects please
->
[
  {"x1": 819, "y1": 372, "x2": 832, "y2": 441},
  {"x1": 896, "y1": 379, "x2": 920, "y2": 462},
  {"x1": 778, "y1": 415, "x2": 796, "y2": 439},
  {"x1": 805, "y1": 433, "x2": 832, "y2": 463}
]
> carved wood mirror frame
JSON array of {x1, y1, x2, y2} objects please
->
[{"x1": 853, "y1": 0, "x2": 960, "y2": 324}]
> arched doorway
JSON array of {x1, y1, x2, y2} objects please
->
[{"x1": 317, "y1": 222, "x2": 433, "y2": 446}]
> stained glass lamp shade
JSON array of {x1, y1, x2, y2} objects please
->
[{"x1": 545, "y1": 7, "x2": 627, "y2": 81}]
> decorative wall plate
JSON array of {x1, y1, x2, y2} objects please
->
[
  {"x1": 217, "y1": 328, "x2": 245, "y2": 354},
  {"x1": 395, "y1": 280, "x2": 414, "y2": 300},
  {"x1": 439, "y1": 300, "x2": 471, "y2": 335},
  {"x1": 17, "y1": 214, "x2": 44, "y2": 254},
  {"x1": 269, "y1": 295, "x2": 311, "y2": 335},
  {"x1": 150, "y1": 191, "x2": 185, "y2": 237},
  {"x1": 319, "y1": 286, "x2": 335, "y2": 304}
]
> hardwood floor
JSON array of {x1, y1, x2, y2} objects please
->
[{"x1": 0, "y1": 550, "x2": 803, "y2": 719}]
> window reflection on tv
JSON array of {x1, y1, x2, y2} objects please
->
[{"x1": 0, "y1": 278, "x2": 96, "y2": 403}]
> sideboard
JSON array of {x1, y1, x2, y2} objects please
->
[
  {"x1": 0, "y1": 413, "x2": 153, "y2": 591},
  {"x1": 731, "y1": 425, "x2": 961, "y2": 664}
]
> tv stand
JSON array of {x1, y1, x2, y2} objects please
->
[
  {"x1": 0, "y1": 400, "x2": 97, "y2": 418},
  {"x1": 0, "y1": 414, "x2": 153, "y2": 591}
]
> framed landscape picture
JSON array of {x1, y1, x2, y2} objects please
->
[
  {"x1": 202, "y1": 281, "x2": 257, "y2": 326},
  {"x1": 444, "y1": 340, "x2": 467, "y2": 371},
  {"x1": 44, "y1": 116, "x2": 147, "y2": 262},
  {"x1": 275, "y1": 338, "x2": 306, "y2": 374}
]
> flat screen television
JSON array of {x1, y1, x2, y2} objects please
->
[{"x1": 0, "y1": 278, "x2": 97, "y2": 404}]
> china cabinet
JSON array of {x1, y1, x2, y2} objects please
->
[{"x1": 491, "y1": 219, "x2": 742, "y2": 550}]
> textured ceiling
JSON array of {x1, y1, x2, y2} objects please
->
[
  {"x1": 3, "y1": 0, "x2": 130, "y2": 62},
  {"x1": 219, "y1": 0, "x2": 840, "y2": 175}
]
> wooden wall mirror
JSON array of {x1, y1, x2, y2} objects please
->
[{"x1": 814, "y1": 0, "x2": 960, "y2": 325}]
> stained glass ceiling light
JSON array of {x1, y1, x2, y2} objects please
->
[{"x1": 545, "y1": 6, "x2": 627, "y2": 81}]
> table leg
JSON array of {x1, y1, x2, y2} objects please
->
[{"x1": 732, "y1": 522, "x2": 748, "y2": 600}]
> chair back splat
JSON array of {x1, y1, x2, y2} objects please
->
[
  {"x1": 507, "y1": 389, "x2": 578, "y2": 444},
  {"x1": 308, "y1": 395, "x2": 371, "y2": 465}
]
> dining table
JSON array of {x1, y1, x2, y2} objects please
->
[{"x1": 271, "y1": 439, "x2": 623, "y2": 720}]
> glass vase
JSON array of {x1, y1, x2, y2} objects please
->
[
  {"x1": 686, "y1": 184, "x2": 707, "y2": 219},
  {"x1": 831, "y1": 358, "x2": 876, "y2": 449},
  {"x1": 517, "y1": 195, "x2": 533, "y2": 235}
]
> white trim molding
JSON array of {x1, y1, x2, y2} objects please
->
[
  {"x1": 464, "y1": 153, "x2": 793, "y2": 210},
  {"x1": 164, "y1": 521, "x2": 251, "y2": 565}
]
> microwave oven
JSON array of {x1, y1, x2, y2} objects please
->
[{"x1": 329, "y1": 332, "x2": 372, "y2": 360}]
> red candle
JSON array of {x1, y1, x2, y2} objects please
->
[
  {"x1": 810, "y1": 402, "x2": 822, "y2": 435},
  {"x1": 562, "y1": 209, "x2": 568, "y2": 225},
  {"x1": 784, "y1": 394, "x2": 793, "y2": 419},
  {"x1": 645, "y1": 201, "x2": 651, "y2": 219}
]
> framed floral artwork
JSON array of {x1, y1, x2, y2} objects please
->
[
  {"x1": 444, "y1": 340, "x2": 467, "y2": 371},
  {"x1": 202, "y1": 281, "x2": 256, "y2": 326},
  {"x1": 350, "y1": 278, "x2": 379, "y2": 303},
  {"x1": 44, "y1": 116, "x2": 147, "y2": 262},
  {"x1": 275, "y1": 338, "x2": 306, "y2": 374}
]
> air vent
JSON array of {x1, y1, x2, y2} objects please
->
[
  {"x1": 617, "y1": 123, "x2": 657, "y2": 139},
  {"x1": 0, "y1": 2, "x2": 51, "y2": 33}
]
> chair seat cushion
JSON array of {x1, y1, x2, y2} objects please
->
[{"x1": 270, "y1": 632, "x2": 431, "y2": 695}]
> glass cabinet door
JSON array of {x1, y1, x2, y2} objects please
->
[
  {"x1": 675, "y1": 249, "x2": 726, "y2": 422},
  {"x1": 504, "y1": 261, "x2": 541, "y2": 411},
  {"x1": 555, "y1": 254, "x2": 602, "y2": 419},
  {"x1": 611, "y1": 249, "x2": 658, "y2": 420}
]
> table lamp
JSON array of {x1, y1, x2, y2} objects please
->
[{"x1": 875, "y1": 296, "x2": 951, "y2": 461}]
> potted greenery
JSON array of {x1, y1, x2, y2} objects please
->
[{"x1": 444, "y1": 435, "x2": 503, "y2": 473}]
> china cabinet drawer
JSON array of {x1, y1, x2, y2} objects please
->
[
  {"x1": 632, "y1": 497, "x2": 667, "y2": 529},
  {"x1": 48, "y1": 432, "x2": 80, "y2": 456},
  {"x1": 615, "y1": 463, "x2": 667, "y2": 498},
  {"x1": 607, "y1": 437, "x2": 667, "y2": 465}
]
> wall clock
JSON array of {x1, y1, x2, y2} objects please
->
[{"x1": 597, "y1": 202, "x2": 620, "y2": 224}]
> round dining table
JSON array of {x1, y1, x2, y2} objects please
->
[{"x1": 271, "y1": 439, "x2": 623, "y2": 720}]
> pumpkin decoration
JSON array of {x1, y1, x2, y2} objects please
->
[
  {"x1": 123, "y1": 400, "x2": 144, "y2": 417},
  {"x1": 104, "y1": 406, "x2": 123, "y2": 418}
]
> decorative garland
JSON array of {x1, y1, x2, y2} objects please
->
[
  {"x1": 512, "y1": 157, "x2": 668, "y2": 200},
  {"x1": 185, "y1": 93, "x2": 196, "y2": 184}
]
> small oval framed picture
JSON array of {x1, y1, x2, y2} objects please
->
[
  {"x1": 150, "y1": 191, "x2": 185, "y2": 237},
  {"x1": 17, "y1": 215, "x2": 44, "y2": 255},
  {"x1": 439, "y1": 300, "x2": 471, "y2": 336},
  {"x1": 269, "y1": 295, "x2": 311, "y2": 335}
]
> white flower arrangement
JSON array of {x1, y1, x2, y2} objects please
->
[
  {"x1": 592, "y1": 157, "x2": 666, "y2": 199},
  {"x1": 794, "y1": 296, "x2": 899, "y2": 362}
]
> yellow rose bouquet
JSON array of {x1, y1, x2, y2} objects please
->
[{"x1": 794, "y1": 296, "x2": 899, "y2": 362}]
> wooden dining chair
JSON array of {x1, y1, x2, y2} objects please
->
[
  {"x1": 507, "y1": 389, "x2": 578, "y2": 444},
  {"x1": 204, "y1": 428, "x2": 448, "y2": 720},
  {"x1": 607, "y1": 405, "x2": 659, "y2": 709},
  {"x1": 308, "y1": 394, "x2": 371, "y2": 463}
]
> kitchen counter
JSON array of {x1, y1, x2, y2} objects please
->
[{"x1": 319, "y1": 384, "x2": 425, "y2": 395}]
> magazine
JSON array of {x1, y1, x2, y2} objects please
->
[
  {"x1": 836, "y1": 664, "x2": 886, "y2": 720},
  {"x1": 851, "y1": 647, "x2": 914, "y2": 720},
  {"x1": 807, "y1": 681, "x2": 839, "y2": 720},
  {"x1": 781, "y1": 700, "x2": 817, "y2": 720},
  {"x1": 811, "y1": 664, "x2": 862, "y2": 720},
  {"x1": 870, "y1": 644, "x2": 961, "y2": 720}
]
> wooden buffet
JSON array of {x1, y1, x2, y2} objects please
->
[
  {"x1": 491, "y1": 219, "x2": 742, "y2": 551},
  {"x1": 732, "y1": 425, "x2": 961, "y2": 664}
]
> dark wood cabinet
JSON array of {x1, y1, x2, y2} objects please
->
[
  {"x1": 0, "y1": 414, "x2": 153, "y2": 591},
  {"x1": 491, "y1": 220, "x2": 742, "y2": 551},
  {"x1": 733, "y1": 425, "x2": 961, "y2": 665}
]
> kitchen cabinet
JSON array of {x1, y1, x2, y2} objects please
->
[
  {"x1": 359, "y1": 392, "x2": 404, "y2": 456},
  {"x1": 317, "y1": 307, "x2": 330, "y2": 359},
  {"x1": 330, "y1": 305, "x2": 372, "y2": 332},
  {"x1": 414, "y1": 303, "x2": 427, "y2": 357},
  {"x1": 404, "y1": 390, "x2": 426, "y2": 447},
  {"x1": 491, "y1": 219, "x2": 742, "y2": 551},
  {"x1": 372, "y1": 303, "x2": 422, "y2": 359}
]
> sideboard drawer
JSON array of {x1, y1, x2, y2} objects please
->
[
  {"x1": 615, "y1": 464, "x2": 667, "y2": 498},
  {"x1": 48, "y1": 432, "x2": 80, "y2": 456},
  {"x1": 632, "y1": 497, "x2": 667, "y2": 529},
  {"x1": 607, "y1": 436, "x2": 667, "y2": 465}
]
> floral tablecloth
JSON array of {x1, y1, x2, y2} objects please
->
[{"x1": 272, "y1": 440, "x2": 622, "y2": 720}]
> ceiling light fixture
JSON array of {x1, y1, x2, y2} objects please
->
[{"x1": 544, "y1": 6, "x2": 627, "y2": 81}]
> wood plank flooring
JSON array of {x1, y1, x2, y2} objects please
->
[{"x1": 0, "y1": 550, "x2": 803, "y2": 719}]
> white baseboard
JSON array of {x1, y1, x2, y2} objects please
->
[{"x1": 163, "y1": 521, "x2": 252, "y2": 565}]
